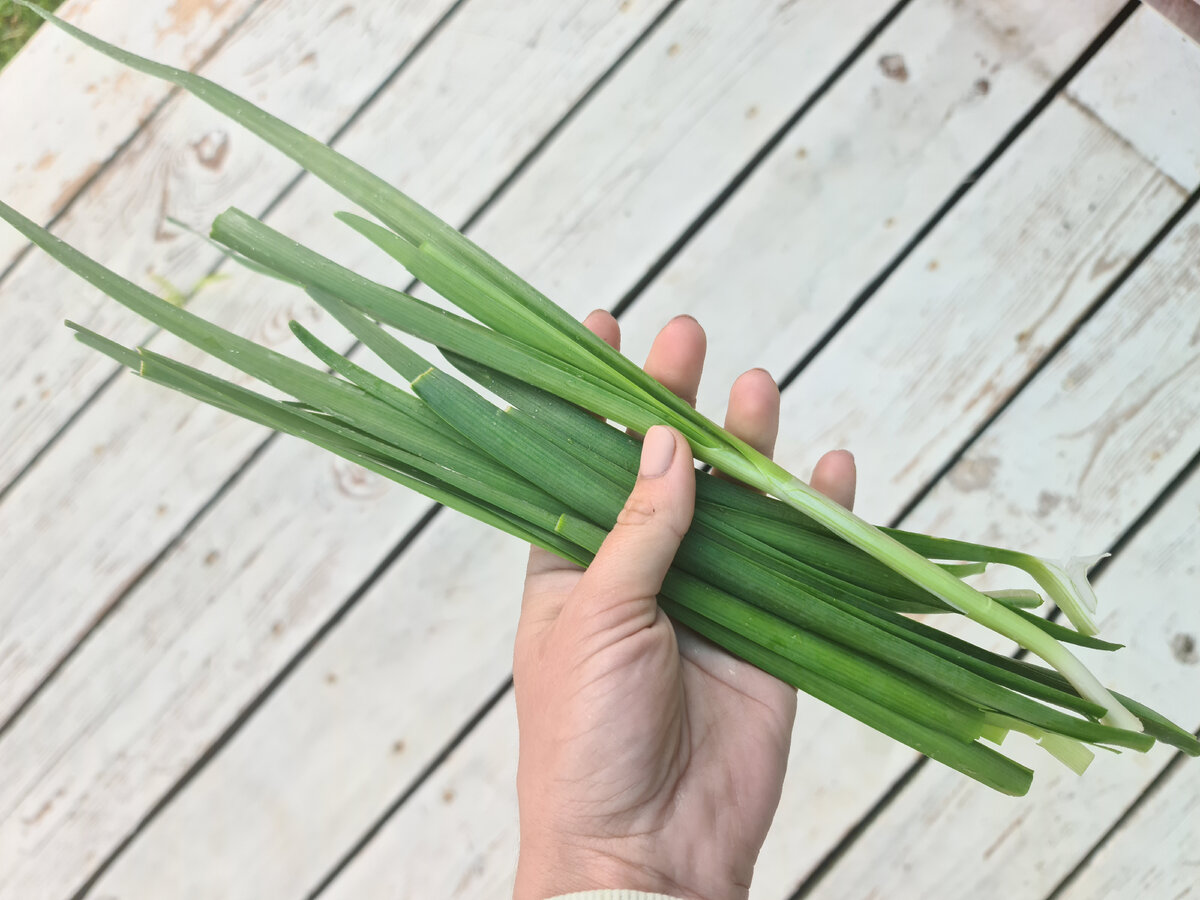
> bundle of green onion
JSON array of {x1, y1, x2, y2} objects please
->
[{"x1": 6, "y1": 2, "x2": 1197, "y2": 795}]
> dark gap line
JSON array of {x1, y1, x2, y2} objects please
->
[
  {"x1": 249, "y1": 0, "x2": 477, "y2": 227},
  {"x1": 0, "y1": 362, "x2": 124, "y2": 507},
  {"x1": 785, "y1": 5, "x2": 1191, "y2": 874},
  {"x1": 1044, "y1": 727, "x2": 1200, "y2": 899},
  {"x1": 777, "y1": 0, "x2": 1140, "y2": 392},
  {"x1": 790, "y1": 447, "x2": 1200, "y2": 900},
  {"x1": 0, "y1": 0, "x2": 472, "y2": 740},
  {"x1": 68, "y1": 504, "x2": 445, "y2": 900},
  {"x1": 0, "y1": 431, "x2": 278, "y2": 747},
  {"x1": 0, "y1": 0, "x2": 274, "y2": 507},
  {"x1": 51, "y1": 0, "x2": 690, "y2": 893},
  {"x1": 0, "y1": 0, "x2": 472, "y2": 504},
  {"x1": 0, "y1": 0, "x2": 271, "y2": 293},
  {"x1": 609, "y1": 0, "x2": 918, "y2": 320},
  {"x1": 306, "y1": 676, "x2": 515, "y2": 899},
  {"x1": 1090, "y1": 448, "x2": 1200, "y2": 580}
]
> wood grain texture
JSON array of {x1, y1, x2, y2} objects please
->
[
  {"x1": 768, "y1": 97, "x2": 1187, "y2": 527},
  {"x1": 0, "y1": 0, "x2": 262, "y2": 271},
  {"x1": 1068, "y1": 6, "x2": 1200, "y2": 190},
  {"x1": 1060, "y1": 613, "x2": 1200, "y2": 900},
  {"x1": 0, "y1": 0, "x2": 463, "y2": 734},
  {"x1": 3, "y1": 2, "x2": 1197, "y2": 899},
  {"x1": 291, "y1": 194, "x2": 1200, "y2": 900},
  {"x1": 0, "y1": 0, "x2": 457, "y2": 492},
  {"x1": 795, "y1": 201, "x2": 1200, "y2": 900},
  {"x1": 91, "y1": 513, "x2": 528, "y2": 899},
  {"x1": 280, "y1": 14, "x2": 1200, "y2": 900},
  {"x1": 149, "y1": 8, "x2": 1200, "y2": 900},
  {"x1": 324, "y1": 691, "x2": 523, "y2": 900},
  {"x1": 0, "y1": 1, "x2": 675, "y2": 895},
  {"x1": 7, "y1": 0, "x2": 913, "y2": 894},
  {"x1": 615, "y1": 0, "x2": 1128, "y2": 432}
]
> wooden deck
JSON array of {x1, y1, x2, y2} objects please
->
[{"x1": 1, "y1": 1, "x2": 1198, "y2": 897}]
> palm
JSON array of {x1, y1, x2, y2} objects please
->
[
  {"x1": 514, "y1": 311, "x2": 855, "y2": 900},
  {"x1": 517, "y1": 568, "x2": 795, "y2": 897}
]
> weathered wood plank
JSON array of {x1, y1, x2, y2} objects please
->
[
  {"x1": 759, "y1": 135, "x2": 1200, "y2": 900},
  {"x1": 0, "y1": 0, "x2": 923, "y2": 894},
  {"x1": 96, "y1": 513, "x2": 528, "y2": 898},
  {"x1": 766, "y1": 99, "x2": 1187, "y2": 528},
  {"x1": 0, "y1": 0, "x2": 462, "y2": 722},
  {"x1": 0, "y1": 0, "x2": 926, "y2": 897},
  {"x1": 0, "y1": 0, "x2": 262, "y2": 271},
  {"x1": 0, "y1": 3, "x2": 1176, "y2": 897},
  {"x1": 792, "y1": 205, "x2": 1200, "y2": 895},
  {"x1": 283, "y1": 23, "x2": 1200, "y2": 900},
  {"x1": 1060, "y1": 690, "x2": 1200, "y2": 897},
  {"x1": 1067, "y1": 6, "x2": 1200, "y2": 190},
  {"x1": 614, "y1": 0, "x2": 1129, "y2": 429},
  {"x1": 304, "y1": 189, "x2": 1200, "y2": 900},
  {"x1": 806, "y1": 456, "x2": 1200, "y2": 900},
  {"x1": 326, "y1": 691, "x2": 523, "y2": 900},
  {"x1": 108, "y1": 10, "x2": 1195, "y2": 900},
  {"x1": 0, "y1": 0, "x2": 459, "y2": 492},
  {"x1": 0, "y1": 0, "x2": 678, "y2": 894}
]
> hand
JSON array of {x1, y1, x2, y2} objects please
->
[{"x1": 512, "y1": 311, "x2": 856, "y2": 900}]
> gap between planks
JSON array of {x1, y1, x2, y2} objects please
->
[
  {"x1": 0, "y1": 0, "x2": 476, "y2": 739},
  {"x1": 0, "y1": 0, "x2": 270, "y2": 281}
]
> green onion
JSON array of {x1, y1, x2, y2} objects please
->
[{"x1": 5, "y1": 1, "x2": 1198, "y2": 794}]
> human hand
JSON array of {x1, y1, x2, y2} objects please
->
[{"x1": 512, "y1": 311, "x2": 856, "y2": 900}]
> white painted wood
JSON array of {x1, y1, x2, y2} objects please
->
[
  {"x1": 785, "y1": 209, "x2": 1200, "y2": 900},
  {"x1": 0, "y1": 0, "x2": 462, "y2": 721},
  {"x1": 3, "y1": 3, "x2": 1193, "y2": 900},
  {"x1": 326, "y1": 692, "x2": 523, "y2": 900},
  {"x1": 1061, "y1": 708, "x2": 1200, "y2": 896},
  {"x1": 2, "y1": 0, "x2": 964, "y2": 897},
  {"x1": 0, "y1": 0, "x2": 262, "y2": 271},
  {"x1": 8, "y1": 0, "x2": 918, "y2": 891},
  {"x1": 807, "y1": 470, "x2": 1200, "y2": 900},
  {"x1": 615, "y1": 0, "x2": 1130, "y2": 432},
  {"x1": 768, "y1": 97, "x2": 1186, "y2": 528},
  {"x1": 0, "y1": 0, "x2": 458, "y2": 491},
  {"x1": 91, "y1": 513, "x2": 528, "y2": 899},
  {"x1": 447, "y1": 0, "x2": 895, "y2": 323},
  {"x1": 0, "y1": 1, "x2": 675, "y2": 894},
  {"x1": 1069, "y1": 6, "x2": 1200, "y2": 189},
  {"x1": 289, "y1": 30, "x2": 1200, "y2": 900},
  {"x1": 301, "y1": 196, "x2": 1200, "y2": 900}
]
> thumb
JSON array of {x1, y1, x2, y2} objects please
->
[{"x1": 570, "y1": 426, "x2": 696, "y2": 634}]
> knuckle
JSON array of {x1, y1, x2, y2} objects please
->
[
  {"x1": 616, "y1": 494, "x2": 688, "y2": 543},
  {"x1": 617, "y1": 494, "x2": 660, "y2": 529}
]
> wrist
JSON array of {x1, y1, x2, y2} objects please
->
[{"x1": 514, "y1": 834, "x2": 703, "y2": 900}]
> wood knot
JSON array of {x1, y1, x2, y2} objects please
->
[
  {"x1": 192, "y1": 129, "x2": 230, "y2": 171},
  {"x1": 1171, "y1": 633, "x2": 1198, "y2": 665},
  {"x1": 879, "y1": 54, "x2": 908, "y2": 83}
]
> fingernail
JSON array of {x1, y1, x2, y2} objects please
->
[{"x1": 640, "y1": 426, "x2": 675, "y2": 478}]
